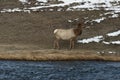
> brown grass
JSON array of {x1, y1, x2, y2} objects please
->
[
  {"x1": 0, "y1": 12, "x2": 120, "y2": 52},
  {"x1": 0, "y1": 49, "x2": 120, "y2": 61},
  {"x1": 0, "y1": 1, "x2": 120, "y2": 62},
  {"x1": 0, "y1": 0, "x2": 22, "y2": 10}
]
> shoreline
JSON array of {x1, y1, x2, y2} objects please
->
[{"x1": 0, "y1": 49, "x2": 120, "y2": 62}]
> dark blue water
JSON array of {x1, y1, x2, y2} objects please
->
[{"x1": 0, "y1": 61, "x2": 120, "y2": 80}]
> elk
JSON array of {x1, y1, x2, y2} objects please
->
[{"x1": 53, "y1": 23, "x2": 83, "y2": 49}]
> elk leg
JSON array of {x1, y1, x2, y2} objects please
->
[
  {"x1": 54, "y1": 39, "x2": 57, "y2": 49},
  {"x1": 56, "y1": 39, "x2": 60, "y2": 49},
  {"x1": 69, "y1": 39, "x2": 72, "y2": 49},
  {"x1": 72, "y1": 40, "x2": 75, "y2": 49}
]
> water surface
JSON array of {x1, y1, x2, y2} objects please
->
[{"x1": 0, "y1": 61, "x2": 120, "y2": 80}]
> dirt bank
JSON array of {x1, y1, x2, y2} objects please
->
[{"x1": 0, "y1": 49, "x2": 120, "y2": 61}]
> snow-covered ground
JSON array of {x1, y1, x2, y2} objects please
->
[
  {"x1": 1, "y1": 0, "x2": 119, "y2": 25},
  {"x1": 78, "y1": 30, "x2": 120, "y2": 45},
  {"x1": 27, "y1": 0, "x2": 120, "y2": 11},
  {"x1": 0, "y1": 0, "x2": 120, "y2": 12}
]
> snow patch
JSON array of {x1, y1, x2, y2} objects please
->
[
  {"x1": 0, "y1": 0, "x2": 119, "y2": 13},
  {"x1": 37, "y1": 0, "x2": 47, "y2": 2},
  {"x1": 17, "y1": 0, "x2": 120, "y2": 12},
  {"x1": 92, "y1": 17, "x2": 106, "y2": 23},
  {"x1": 103, "y1": 41, "x2": 110, "y2": 44},
  {"x1": 111, "y1": 41, "x2": 120, "y2": 44},
  {"x1": 107, "y1": 30, "x2": 120, "y2": 37},
  {"x1": 78, "y1": 30, "x2": 120, "y2": 44},
  {"x1": 103, "y1": 41, "x2": 120, "y2": 45},
  {"x1": 19, "y1": 0, "x2": 28, "y2": 4},
  {"x1": 1, "y1": 8, "x2": 31, "y2": 13},
  {"x1": 68, "y1": 20, "x2": 73, "y2": 23},
  {"x1": 78, "y1": 36, "x2": 104, "y2": 43},
  {"x1": 108, "y1": 51, "x2": 116, "y2": 54},
  {"x1": 111, "y1": 14, "x2": 119, "y2": 18}
]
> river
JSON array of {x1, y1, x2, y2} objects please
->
[{"x1": 0, "y1": 60, "x2": 120, "y2": 80}]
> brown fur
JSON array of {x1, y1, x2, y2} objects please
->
[
  {"x1": 73, "y1": 23, "x2": 83, "y2": 37},
  {"x1": 73, "y1": 29, "x2": 82, "y2": 36}
]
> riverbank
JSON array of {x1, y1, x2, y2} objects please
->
[
  {"x1": 0, "y1": 49, "x2": 120, "y2": 61},
  {"x1": 0, "y1": 11, "x2": 120, "y2": 62}
]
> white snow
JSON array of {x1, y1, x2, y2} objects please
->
[
  {"x1": 97, "y1": 51, "x2": 116, "y2": 54},
  {"x1": 29, "y1": 0, "x2": 82, "y2": 10},
  {"x1": 2, "y1": 8, "x2": 22, "y2": 13},
  {"x1": 19, "y1": 0, "x2": 28, "y2": 4},
  {"x1": 37, "y1": 0, "x2": 47, "y2": 2},
  {"x1": 107, "y1": 30, "x2": 120, "y2": 37},
  {"x1": 1, "y1": 8, "x2": 31, "y2": 13},
  {"x1": 111, "y1": 41, "x2": 120, "y2": 44},
  {"x1": 78, "y1": 30, "x2": 120, "y2": 44},
  {"x1": 78, "y1": 36, "x2": 104, "y2": 43},
  {"x1": 67, "y1": 0, "x2": 120, "y2": 11},
  {"x1": 68, "y1": 20, "x2": 73, "y2": 23},
  {"x1": 108, "y1": 51, "x2": 116, "y2": 54},
  {"x1": 0, "y1": 0, "x2": 119, "y2": 13},
  {"x1": 17, "y1": 0, "x2": 120, "y2": 11},
  {"x1": 111, "y1": 14, "x2": 119, "y2": 18},
  {"x1": 92, "y1": 17, "x2": 106, "y2": 23},
  {"x1": 103, "y1": 41, "x2": 120, "y2": 45},
  {"x1": 103, "y1": 41, "x2": 110, "y2": 44},
  {"x1": 68, "y1": 18, "x2": 79, "y2": 23}
]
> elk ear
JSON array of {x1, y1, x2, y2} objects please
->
[
  {"x1": 78, "y1": 23, "x2": 82, "y2": 26},
  {"x1": 77, "y1": 23, "x2": 83, "y2": 27}
]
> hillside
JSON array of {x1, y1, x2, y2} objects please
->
[{"x1": 0, "y1": 0, "x2": 120, "y2": 61}]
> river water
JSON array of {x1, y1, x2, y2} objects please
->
[{"x1": 0, "y1": 60, "x2": 120, "y2": 80}]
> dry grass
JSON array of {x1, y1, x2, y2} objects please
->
[
  {"x1": 0, "y1": 1, "x2": 120, "y2": 62},
  {"x1": 0, "y1": 49, "x2": 120, "y2": 61},
  {"x1": 0, "y1": 0, "x2": 22, "y2": 10},
  {"x1": 0, "y1": 12, "x2": 120, "y2": 51}
]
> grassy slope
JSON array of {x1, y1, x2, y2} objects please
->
[
  {"x1": 0, "y1": 1, "x2": 120, "y2": 61},
  {"x1": 0, "y1": 12, "x2": 120, "y2": 50}
]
